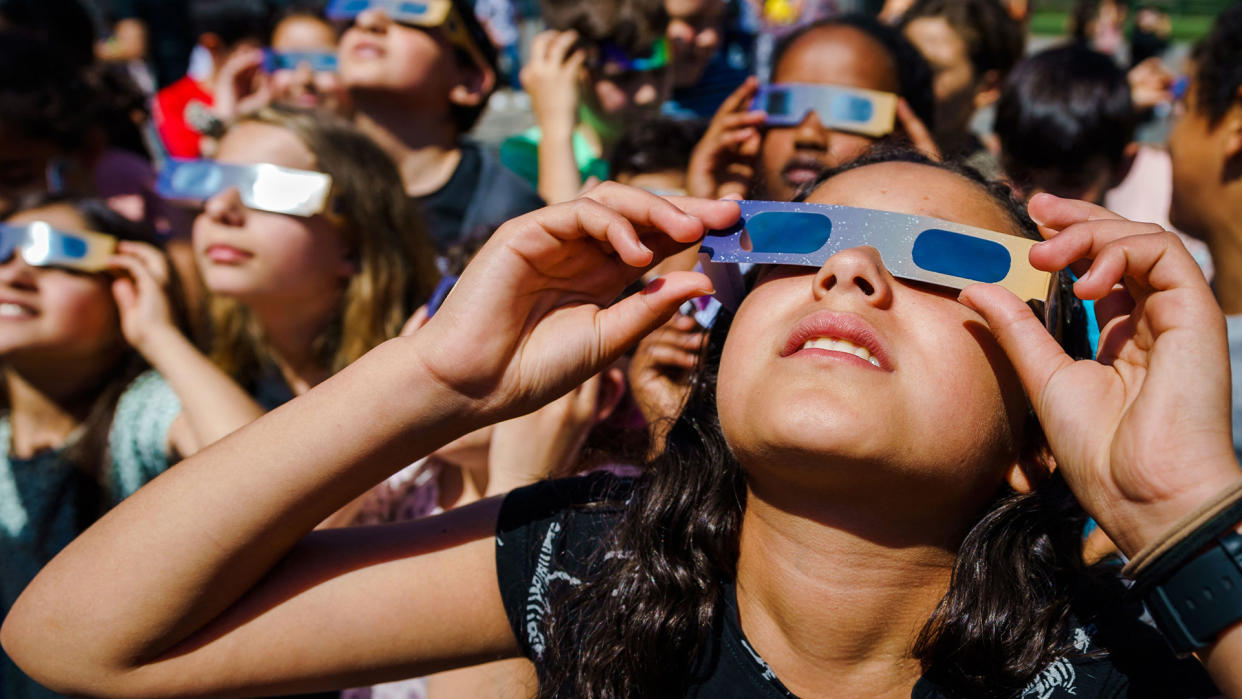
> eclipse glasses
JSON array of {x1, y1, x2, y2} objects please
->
[
  {"x1": 156, "y1": 159, "x2": 334, "y2": 218},
  {"x1": 0, "y1": 222, "x2": 116, "y2": 273},
  {"x1": 325, "y1": 0, "x2": 484, "y2": 64},
  {"x1": 702, "y1": 199, "x2": 1053, "y2": 305},
  {"x1": 263, "y1": 50, "x2": 338, "y2": 73},
  {"x1": 753, "y1": 83, "x2": 897, "y2": 137}
]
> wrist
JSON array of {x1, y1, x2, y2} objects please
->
[
  {"x1": 131, "y1": 324, "x2": 190, "y2": 366},
  {"x1": 1105, "y1": 466, "x2": 1242, "y2": 558}
]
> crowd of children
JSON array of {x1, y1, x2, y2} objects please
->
[{"x1": 1, "y1": 0, "x2": 1242, "y2": 697}]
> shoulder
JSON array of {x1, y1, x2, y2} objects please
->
[
  {"x1": 470, "y1": 141, "x2": 544, "y2": 207},
  {"x1": 109, "y1": 370, "x2": 182, "y2": 497},
  {"x1": 495, "y1": 472, "x2": 635, "y2": 660}
]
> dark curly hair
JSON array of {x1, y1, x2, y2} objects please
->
[
  {"x1": 535, "y1": 147, "x2": 1103, "y2": 697},
  {"x1": 1191, "y1": 2, "x2": 1242, "y2": 128}
]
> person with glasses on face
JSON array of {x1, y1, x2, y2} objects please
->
[
  {"x1": 500, "y1": 0, "x2": 673, "y2": 204},
  {"x1": 6, "y1": 146, "x2": 1242, "y2": 696},
  {"x1": 331, "y1": 0, "x2": 544, "y2": 254},
  {"x1": 0, "y1": 197, "x2": 267, "y2": 698},
  {"x1": 686, "y1": 15, "x2": 939, "y2": 203},
  {"x1": 157, "y1": 105, "x2": 439, "y2": 409}
]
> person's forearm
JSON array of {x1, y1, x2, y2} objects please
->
[
  {"x1": 141, "y1": 327, "x2": 265, "y2": 452},
  {"x1": 536, "y1": 125, "x2": 583, "y2": 205},
  {"x1": 1, "y1": 336, "x2": 480, "y2": 679}
]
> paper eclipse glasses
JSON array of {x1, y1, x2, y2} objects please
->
[
  {"x1": 701, "y1": 200, "x2": 1052, "y2": 307},
  {"x1": 0, "y1": 221, "x2": 117, "y2": 273},
  {"x1": 325, "y1": 0, "x2": 484, "y2": 63},
  {"x1": 753, "y1": 83, "x2": 897, "y2": 138},
  {"x1": 263, "y1": 50, "x2": 338, "y2": 73},
  {"x1": 156, "y1": 159, "x2": 334, "y2": 218}
]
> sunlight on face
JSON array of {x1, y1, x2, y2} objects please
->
[{"x1": 717, "y1": 161, "x2": 1029, "y2": 510}]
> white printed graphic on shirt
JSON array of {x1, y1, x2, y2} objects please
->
[
  {"x1": 1020, "y1": 624, "x2": 1096, "y2": 698},
  {"x1": 739, "y1": 638, "x2": 777, "y2": 682},
  {"x1": 523, "y1": 522, "x2": 584, "y2": 659}
]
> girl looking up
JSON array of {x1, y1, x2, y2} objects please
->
[
  {"x1": 0, "y1": 197, "x2": 263, "y2": 698},
  {"x1": 187, "y1": 105, "x2": 438, "y2": 404},
  {"x1": 5, "y1": 152, "x2": 1242, "y2": 697}
]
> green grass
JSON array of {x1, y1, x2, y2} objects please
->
[{"x1": 1028, "y1": 10, "x2": 1217, "y2": 40}]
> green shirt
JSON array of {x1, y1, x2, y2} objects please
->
[
  {"x1": 499, "y1": 126, "x2": 611, "y2": 190},
  {"x1": 1, "y1": 370, "x2": 181, "y2": 699}
]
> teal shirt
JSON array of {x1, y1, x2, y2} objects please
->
[
  {"x1": 499, "y1": 127, "x2": 611, "y2": 190},
  {"x1": 1, "y1": 370, "x2": 181, "y2": 699}
]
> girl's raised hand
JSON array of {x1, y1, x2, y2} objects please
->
[
  {"x1": 109, "y1": 241, "x2": 180, "y2": 356},
  {"x1": 686, "y1": 76, "x2": 766, "y2": 199},
  {"x1": 413, "y1": 183, "x2": 738, "y2": 423},
  {"x1": 960, "y1": 194, "x2": 1239, "y2": 558}
]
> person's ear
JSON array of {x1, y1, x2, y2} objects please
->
[
  {"x1": 973, "y1": 69, "x2": 1003, "y2": 111},
  {"x1": 448, "y1": 61, "x2": 496, "y2": 110},
  {"x1": 592, "y1": 366, "x2": 628, "y2": 424},
  {"x1": 1224, "y1": 91, "x2": 1242, "y2": 161},
  {"x1": 1004, "y1": 440, "x2": 1056, "y2": 493}
]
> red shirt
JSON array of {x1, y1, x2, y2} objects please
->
[{"x1": 153, "y1": 76, "x2": 213, "y2": 158}]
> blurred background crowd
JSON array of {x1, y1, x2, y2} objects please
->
[{"x1": 0, "y1": 0, "x2": 1239, "y2": 695}]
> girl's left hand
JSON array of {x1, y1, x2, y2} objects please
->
[
  {"x1": 110, "y1": 241, "x2": 179, "y2": 356},
  {"x1": 960, "y1": 194, "x2": 1239, "y2": 558}
]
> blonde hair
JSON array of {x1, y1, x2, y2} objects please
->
[{"x1": 208, "y1": 105, "x2": 438, "y2": 384}]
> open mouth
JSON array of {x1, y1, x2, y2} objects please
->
[{"x1": 780, "y1": 155, "x2": 827, "y2": 188}]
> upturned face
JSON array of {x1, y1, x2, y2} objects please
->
[
  {"x1": 0, "y1": 204, "x2": 122, "y2": 363},
  {"x1": 759, "y1": 25, "x2": 899, "y2": 202},
  {"x1": 718, "y1": 162, "x2": 1029, "y2": 512},
  {"x1": 191, "y1": 122, "x2": 354, "y2": 307}
]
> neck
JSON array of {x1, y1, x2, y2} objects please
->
[
  {"x1": 3, "y1": 358, "x2": 115, "y2": 458},
  {"x1": 247, "y1": 296, "x2": 338, "y2": 395},
  {"x1": 734, "y1": 479, "x2": 961, "y2": 697},
  {"x1": 353, "y1": 98, "x2": 462, "y2": 196}
]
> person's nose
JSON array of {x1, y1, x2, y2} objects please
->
[
  {"x1": 355, "y1": 7, "x2": 391, "y2": 32},
  {"x1": 812, "y1": 246, "x2": 895, "y2": 310},
  {"x1": 792, "y1": 110, "x2": 829, "y2": 152},
  {"x1": 203, "y1": 186, "x2": 246, "y2": 227},
  {"x1": 0, "y1": 250, "x2": 39, "y2": 291}
]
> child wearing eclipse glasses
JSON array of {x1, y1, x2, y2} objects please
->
[
  {"x1": 156, "y1": 105, "x2": 439, "y2": 409},
  {"x1": 0, "y1": 196, "x2": 270, "y2": 698},
  {"x1": 7, "y1": 145, "x2": 1242, "y2": 696},
  {"x1": 688, "y1": 14, "x2": 939, "y2": 203},
  {"x1": 329, "y1": 0, "x2": 545, "y2": 253},
  {"x1": 499, "y1": 0, "x2": 673, "y2": 204}
]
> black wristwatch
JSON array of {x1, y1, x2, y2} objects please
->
[{"x1": 1143, "y1": 528, "x2": 1242, "y2": 655}]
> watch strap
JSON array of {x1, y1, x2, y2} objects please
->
[{"x1": 1144, "y1": 528, "x2": 1242, "y2": 655}]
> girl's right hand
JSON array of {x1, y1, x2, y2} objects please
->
[
  {"x1": 687, "y1": 76, "x2": 767, "y2": 199},
  {"x1": 413, "y1": 183, "x2": 738, "y2": 423},
  {"x1": 109, "y1": 241, "x2": 179, "y2": 356}
]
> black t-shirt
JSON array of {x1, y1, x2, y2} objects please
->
[
  {"x1": 413, "y1": 141, "x2": 545, "y2": 255},
  {"x1": 495, "y1": 474, "x2": 1219, "y2": 698}
]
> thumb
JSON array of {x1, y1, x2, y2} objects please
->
[
  {"x1": 595, "y1": 271, "x2": 713, "y2": 359},
  {"x1": 958, "y1": 283, "x2": 1075, "y2": 415}
]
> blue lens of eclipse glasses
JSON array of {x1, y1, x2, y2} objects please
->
[{"x1": 263, "y1": 50, "x2": 338, "y2": 72}]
